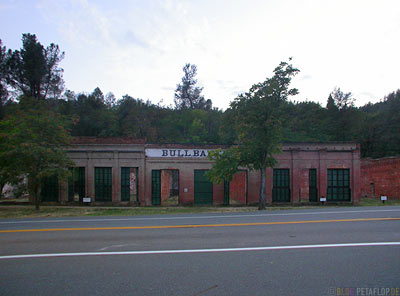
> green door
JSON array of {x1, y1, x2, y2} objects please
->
[
  {"x1": 272, "y1": 169, "x2": 290, "y2": 202},
  {"x1": 194, "y1": 170, "x2": 213, "y2": 205},
  {"x1": 95, "y1": 167, "x2": 112, "y2": 201},
  {"x1": 224, "y1": 180, "x2": 230, "y2": 206},
  {"x1": 152, "y1": 170, "x2": 161, "y2": 205},
  {"x1": 68, "y1": 167, "x2": 85, "y2": 202},
  {"x1": 309, "y1": 169, "x2": 318, "y2": 202},
  {"x1": 327, "y1": 169, "x2": 351, "y2": 201},
  {"x1": 121, "y1": 167, "x2": 138, "y2": 202},
  {"x1": 77, "y1": 167, "x2": 85, "y2": 199},
  {"x1": 41, "y1": 175, "x2": 59, "y2": 202}
]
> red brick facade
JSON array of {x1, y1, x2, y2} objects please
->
[
  {"x1": 361, "y1": 156, "x2": 400, "y2": 199},
  {"x1": 229, "y1": 171, "x2": 247, "y2": 205},
  {"x1": 247, "y1": 144, "x2": 361, "y2": 205},
  {"x1": 60, "y1": 140, "x2": 360, "y2": 206}
]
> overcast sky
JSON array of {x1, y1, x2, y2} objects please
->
[{"x1": 1, "y1": 0, "x2": 399, "y2": 109}]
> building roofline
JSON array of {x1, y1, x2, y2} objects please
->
[
  {"x1": 71, "y1": 137, "x2": 146, "y2": 145},
  {"x1": 70, "y1": 137, "x2": 359, "y2": 148}
]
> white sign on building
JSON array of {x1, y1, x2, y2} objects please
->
[{"x1": 145, "y1": 149, "x2": 210, "y2": 158}]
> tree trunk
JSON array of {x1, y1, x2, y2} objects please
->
[
  {"x1": 35, "y1": 195, "x2": 40, "y2": 211},
  {"x1": 34, "y1": 181, "x2": 41, "y2": 211},
  {"x1": 0, "y1": 182, "x2": 5, "y2": 199},
  {"x1": 259, "y1": 166, "x2": 266, "y2": 210}
]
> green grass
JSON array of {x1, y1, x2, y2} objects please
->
[
  {"x1": 0, "y1": 197, "x2": 399, "y2": 219},
  {"x1": 0, "y1": 205, "x2": 259, "y2": 219},
  {"x1": 85, "y1": 206, "x2": 259, "y2": 217},
  {"x1": 0, "y1": 207, "x2": 91, "y2": 218},
  {"x1": 359, "y1": 197, "x2": 400, "y2": 206}
]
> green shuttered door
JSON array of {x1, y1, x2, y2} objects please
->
[
  {"x1": 194, "y1": 170, "x2": 213, "y2": 205},
  {"x1": 309, "y1": 169, "x2": 318, "y2": 202},
  {"x1": 272, "y1": 169, "x2": 290, "y2": 202},
  {"x1": 152, "y1": 170, "x2": 161, "y2": 205},
  {"x1": 95, "y1": 167, "x2": 112, "y2": 201}
]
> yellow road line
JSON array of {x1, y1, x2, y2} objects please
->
[{"x1": 0, "y1": 217, "x2": 399, "y2": 233}]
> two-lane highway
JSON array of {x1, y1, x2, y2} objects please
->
[{"x1": 0, "y1": 206, "x2": 399, "y2": 295}]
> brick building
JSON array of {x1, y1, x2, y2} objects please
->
[
  {"x1": 41, "y1": 138, "x2": 361, "y2": 205},
  {"x1": 361, "y1": 156, "x2": 400, "y2": 200}
]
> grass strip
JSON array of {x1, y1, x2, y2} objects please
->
[{"x1": 0, "y1": 197, "x2": 399, "y2": 219}]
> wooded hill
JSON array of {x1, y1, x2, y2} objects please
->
[{"x1": 1, "y1": 34, "x2": 399, "y2": 159}]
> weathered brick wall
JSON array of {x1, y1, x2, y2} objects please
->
[
  {"x1": 213, "y1": 183, "x2": 224, "y2": 206},
  {"x1": 229, "y1": 171, "x2": 247, "y2": 205},
  {"x1": 161, "y1": 170, "x2": 173, "y2": 201},
  {"x1": 361, "y1": 157, "x2": 400, "y2": 199},
  {"x1": 65, "y1": 140, "x2": 361, "y2": 205}
]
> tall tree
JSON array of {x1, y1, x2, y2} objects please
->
[
  {"x1": 0, "y1": 97, "x2": 73, "y2": 210},
  {"x1": 5, "y1": 33, "x2": 64, "y2": 100},
  {"x1": 174, "y1": 63, "x2": 212, "y2": 110},
  {"x1": 0, "y1": 40, "x2": 8, "y2": 116},
  {"x1": 330, "y1": 87, "x2": 355, "y2": 110},
  {"x1": 207, "y1": 60, "x2": 299, "y2": 210},
  {"x1": 325, "y1": 87, "x2": 361, "y2": 141}
]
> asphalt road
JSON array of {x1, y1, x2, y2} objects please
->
[{"x1": 0, "y1": 206, "x2": 399, "y2": 296}]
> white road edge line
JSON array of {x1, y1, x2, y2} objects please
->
[
  {"x1": 1, "y1": 209, "x2": 399, "y2": 224},
  {"x1": 1, "y1": 242, "x2": 399, "y2": 260}
]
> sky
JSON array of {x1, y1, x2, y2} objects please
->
[{"x1": 1, "y1": 0, "x2": 399, "y2": 109}]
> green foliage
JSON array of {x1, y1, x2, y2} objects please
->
[
  {"x1": 228, "y1": 60, "x2": 299, "y2": 169},
  {"x1": 358, "y1": 89, "x2": 400, "y2": 158},
  {"x1": 116, "y1": 95, "x2": 166, "y2": 141},
  {"x1": 2, "y1": 34, "x2": 399, "y2": 166},
  {"x1": 282, "y1": 101, "x2": 331, "y2": 142},
  {"x1": 324, "y1": 88, "x2": 361, "y2": 141},
  {"x1": 204, "y1": 108, "x2": 223, "y2": 143},
  {"x1": 5, "y1": 34, "x2": 64, "y2": 100},
  {"x1": 219, "y1": 108, "x2": 237, "y2": 144},
  {"x1": 208, "y1": 60, "x2": 300, "y2": 209},
  {"x1": 188, "y1": 116, "x2": 207, "y2": 143},
  {"x1": 206, "y1": 148, "x2": 241, "y2": 184},
  {"x1": 157, "y1": 108, "x2": 222, "y2": 144},
  {"x1": 61, "y1": 88, "x2": 118, "y2": 137},
  {"x1": 0, "y1": 97, "x2": 73, "y2": 209}
]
